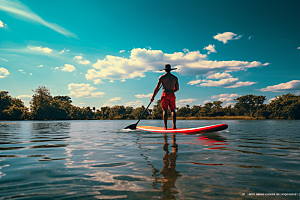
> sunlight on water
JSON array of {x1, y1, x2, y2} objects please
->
[{"x1": 0, "y1": 120, "x2": 300, "y2": 199}]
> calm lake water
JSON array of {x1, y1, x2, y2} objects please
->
[{"x1": 1, "y1": 120, "x2": 300, "y2": 199}]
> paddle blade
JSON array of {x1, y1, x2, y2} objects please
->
[{"x1": 124, "y1": 123, "x2": 137, "y2": 130}]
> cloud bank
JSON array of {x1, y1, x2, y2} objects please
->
[
  {"x1": 74, "y1": 55, "x2": 91, "y2": 65},
  {"x1": 135, "y1": 93, "x2": 152, "y2": 98},
  {"x1": 30, "y1": 46, "x2": 52, "y2": 53},
  {"x1": 68, "y1": 83, "x2": 105, "y2": 98},
  {"x1": 61, "y1": 64, "x2": 76, "y2": 72},
  {"x1": 259, "y1": 80, "x2": 300, "y2": 92},
  {"x1": 85, "y1": 48, "x2": 269, "y2": 83},
  {"x1": 187, "y1": 77, "x2": 257, "y2": 88}
]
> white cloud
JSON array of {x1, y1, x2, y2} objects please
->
[
  {"x1": 30, "y1": 73, "x2": 33, "y2": 75},
  {"x1": 37, "y1": 65, "x2": 43, "y2": 67},
  {"x1": 259, "y1": 80, "x2": 300, "y2": 92},
  {"x1": 85, "y1": 48, "x2": 208, "y2": 82},
  {"x1": 0, "y1": 0, "x2": 76, "y2": 37},
  {"x1": 78, "y1": 60, "x2": 91, "y2": 65},
  {"x1": 85, "y1": 48, "x2": 268, "y2": 82},
  {"x1": 109, "y1": 80, "x2": 114, "y2": 83},
  {"x1": 0, "y1": 20, "x2": 5, "y2": 27},
  {"x1": 225, "y1": 81, "x2": 257, "y2": 88},
  {"x1": 74, "y1": 55, "x2": 91, "y2": 65},
  {"x1": 0, "y1": 67, "x2": 9, "y2": 78},
  {"x1": 74, "y1": 56, "x2": 83, "y2": 60},
  {"x1": 93, "y1": 79, "x2": 104, "y2": 84},
  {"x1": 297, "y1": 47, "x2": 300, "y2": 49},
  {"x1": 90, "y1": 92, "x2": 105, "y2": 98},
  {"x1": 189, "y1": 76, "x2": 256, "y2": 88},
  {"x1": 203, "y1": 44, "x2": 217, "y2": 54},
  {"x1": 125, "y1": 100, "x2": 143, "y2": 108},
  {"x1": 203, "y1": 100, "x2": 211, "y2": 104},
  {"x1": 187, "y1": 79, "x2": 201, "y2": 85},
  {"x1": 295, "y1": 91, "x2": 300, "y2": 95},
  {"x1": 268, "y1": 97, "x2": 277, "y2": 103},
  {"x1": 61, "y1": 64, "x2": 76, "y2": 72},
  {"x1": 119, "y1": 50, "x2": 125, "y2": 53},
  {"x1": 213, "y1": 32, "x2": 242, "y2": 44},
  {"x1": 68, "y1": 83, "x2": 105, "y2": 98},
  {"x1": 177, "y1": 60, "x2": 269, "y2": 76},
  {"x1": 17, "y1": 94, "x2": 31, "y2": 99},
  {"x1": 59, "y1": 48, "x2": 69, "y2": 54},
  {"x1": 54, "y1": 67, "x2": 59, "y2": 70},
  {"x1": 176, "y1": 98, "x2": 197, "y2": 107},
  {"x1": 211, "y1": 94, "x2": 240, "y2": 105},
  {"x1": 206, "y1": 72, "x2": 232, "y2": 79},
  {"x1": 59, "y1": 49, "x2": 64, "y2": 54},
  {"x1": 19, "y1": 69, "x2": 26, "y2": 74},
  {"x1": 200, "y1": 78, "x2": 239, "y2": 87},
  {"x1": 1, "y1": 58, "x2": 8, "y2": 61},
  {"x1": 211, "y1": 93, "x2": 239, "y2": 99},
  {"x1": 30, "y1": 46, "x2": 52, "y2": 53},
  {"x1": 249, "y1": 36, "x2": 252, "y2": 40},
  {"x1": 135, "y1": 93, "x2": 152, "y2": 98},
  {"x1": 109, "y1": 97, "x2": 122, "y2": 102}
]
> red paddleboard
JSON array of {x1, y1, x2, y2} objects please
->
[{"x1": 136, "y1": 124, "x2": 228, "y2": 134}]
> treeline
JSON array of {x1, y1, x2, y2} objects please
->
[{"x1": 1, "y1": 86, "x2": 300, "y2": 120}]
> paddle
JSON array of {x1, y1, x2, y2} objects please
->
[{"x1": 125, "y1": 85, "x2": 162, "y2": 130}]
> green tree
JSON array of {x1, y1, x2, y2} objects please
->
[
  {"x1": 132, "y1": 105, "x2": 149, "y2": 119},
  {"x1": 266, "y1": 93, "x2": 300, "y2": 119},
  {"x1": 30, "y1": 86, "x2": 72, "y2": 120},
  {"x1": 190, "y1": 105, "x2": 201, "y2": 117},
  {"x1": 125, "y1": 106, "x2": 134, "y2": 119},
  {"x1": 152, "y1": 99, "x2": 163, "y2": 119},
  {"x1": 253, "y1": 95, "x2": 266, "y2": 119},
  {"x1": 234, "y1": 95, "x2": 255, "y2": 118},
  {"x1": 54, "y1": 96, "x2": 72, "y2": 103},
  {"x1": 177, "y1": 105, "x2": 191, "y2": 117},
  {"x1": 199, "y1": 102, "x2": 213, "y2": 117},
  {"x1": 211, "y1": 101, "x2": 225, "y2": 117},
  {"x1": 0, "y1": 91, "x2": 28, "y2": 120},
  {"x1": 30, "y1": 86, "x2": 53, "y2": 120}
]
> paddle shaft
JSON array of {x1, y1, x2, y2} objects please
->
[{"x1": 135, "y1": 84, "x2": 163, "y2": 125}]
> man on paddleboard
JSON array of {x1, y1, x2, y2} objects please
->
[{"x1": 151, "y1": 64, "x2": 179, "y2": 130}]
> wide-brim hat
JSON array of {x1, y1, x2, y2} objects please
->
[{"x1": 159, "y1": 64, "x2": 177, "y2": 71}]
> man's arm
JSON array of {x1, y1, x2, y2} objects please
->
[
  {"x1": 151, "y1": 77, "x2": 162, "y2": 102},
  {"x1": 174, "y1": 78, "x2": 179, "y2": 93}
]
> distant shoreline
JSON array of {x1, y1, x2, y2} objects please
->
[{"x1": 2, "y1": 116, "x2": 297, "y2": 122}]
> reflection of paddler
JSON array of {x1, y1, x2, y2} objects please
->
[{"x1": 160, "y1": 134, "x2": 181, "y2": 198}]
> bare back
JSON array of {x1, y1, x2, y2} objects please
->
[{"x1": 160, "y1": 73, "x2": 179, "y2": 93}]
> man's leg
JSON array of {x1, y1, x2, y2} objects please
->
[
  {"x1": 163, "y1": 109, "x2": 168, "y2": 130},
  {"x1": 171, "y1": 110, "x2": 177, "y2": 129}
]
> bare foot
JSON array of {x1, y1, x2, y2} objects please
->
[
  {"x1": 164, "y1": 127, "x2": 167, "y2": 130},
  {"x1": 172, "y1": 127, "x2": 177, "y2": 129}
]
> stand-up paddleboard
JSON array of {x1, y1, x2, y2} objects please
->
[{"x1": 137, "y1": 124, "x2": 228, "y2": 134}]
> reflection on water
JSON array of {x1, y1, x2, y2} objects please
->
[
  {"x1": 0, "y1": 120, "x2": 300, "y2": 199},
  {"x1": 157, "y1": 134, "x2": 181, "y2": 199}
]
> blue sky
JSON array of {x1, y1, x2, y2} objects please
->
[{"x1": 0, "y1": 0, "x2": 299, "y2": 109}]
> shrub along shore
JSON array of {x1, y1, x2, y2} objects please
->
[{"x1": 1, "y1": 86, "x2": 300, "y2": 120}]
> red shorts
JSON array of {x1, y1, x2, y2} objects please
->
[{"x1": 161, "y1": 92, "x2": 176, "y2": 111}]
